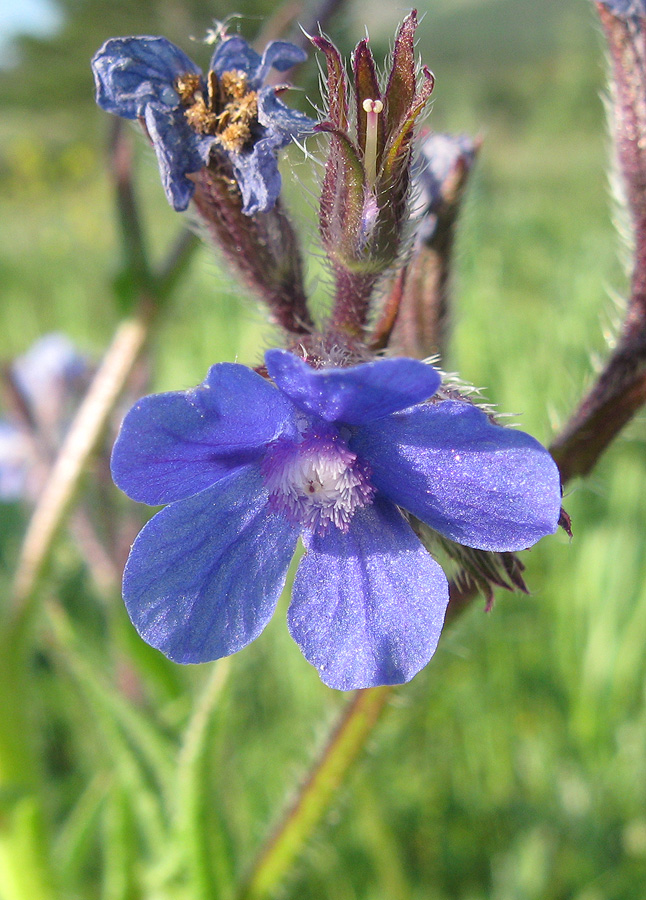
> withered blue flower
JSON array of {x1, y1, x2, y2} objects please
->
[
  {"x1": 111, "y1": 351, "x2": 562, "y2": 691},
  {"x1": 91, "y1": 33, "x2": 314, "y2": 213}
]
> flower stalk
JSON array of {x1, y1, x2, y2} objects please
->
[
  {"x1": 235, "y1": 686, "x2": 393, "y2": 900},
  {"x1": 551, "y1": 2, "x2": 646, "y2": 479},
  {"x1": 190, "y1": 168, "x2": 313, "y2": 335}
]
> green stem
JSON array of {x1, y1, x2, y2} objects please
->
[
  {"x1": 235, "y1": 686, "x2": 392, "y2": 900},
  {"x1": 110, "y1": 119, "x2": 154, "y2": 302}
]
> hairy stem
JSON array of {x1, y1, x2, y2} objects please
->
[
  {"x1": 235, "y1": 686, "x2": 392, "y2": 900},
  {"x1": 551, "y1": 7, "x2": 646, "y2": 479}
]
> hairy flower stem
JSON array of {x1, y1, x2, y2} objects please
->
[
  {"x1": 235, "y1": 686, "x2": 392, "y2": 900},
  {"x1": 550, "y1": 335, "x2": 646, "y2": 481},
  {"x1": 330, "y1": 267, "x2": 379, "y2": 339},
  {"x1": 191, "y1": 166, "x2": 314, "y2": 335},
  {"x1": 388, "y1": 242, "x2": 452, "y2": 360},
  {"x1": 551, "y1": 6, "x2": 646, "y2": 480}
]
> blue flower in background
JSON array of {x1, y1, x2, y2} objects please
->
[
  {"x1": 112, "y1": 351, "x2": 562, "y2": 690},
  {"x1": 11, "y1": 333, "x2": 88, "y2": 423},
  {"x1": 0, "y1": 422, "x2": 31, "y2": 501},
  {"x1": 412, "y1": 132, "x2": 477, "y2": 243},
  {"x1": 599, "y1": 0, "x2": 646, "y2": 18},
  {"x1": 416, "y1": 134, "x2": 477, "y2": 209},
  {"x1": 92, "y1": 34, "x2": 314, "y2": 213},
  {"x1": 0, "y1": 334, "x2": 89, "y2": 501}
]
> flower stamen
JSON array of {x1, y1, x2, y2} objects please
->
[
  {"x1": 362, "y1": 98, "x2": 383, "y2": 189},
  {"x1": 175, "y1": 68, "x2": 259, "y2": 152},
  {"x1": 175, "y1": 72, "x2": 202, "y2": 104},
  {"x1": 261, "y1": 427, "x2": 376, "y2": 534}
]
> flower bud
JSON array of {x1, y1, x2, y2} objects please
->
[{"x1": 313, "y1": 10, "x2": 435, "y2": 336}]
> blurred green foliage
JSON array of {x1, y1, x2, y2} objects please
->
[{"x1": 2, "y1": 0, "x2": 646, "y2": 898}]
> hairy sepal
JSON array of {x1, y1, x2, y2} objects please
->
[
  {"x1": 353, "y1": 40, "x2": 383, "y2": 160},
  {"x1": 317, "y1": 123, "x2": 367, "y2": 263},
  {"x1": 310, "y1": 35, "x2": 349, "y2": 131},
  {"x1": 383, "y1": 11, "x2": 419, "y2": 140}
]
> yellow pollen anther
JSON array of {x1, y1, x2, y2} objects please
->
[
  {"x1": 175, "y1": 73, "x2": 202, "y2": 104},
  {"x1": 176, "y1": 68, "x2": 260, "y2": 153},
  {"x1": 362, "y1": 98, "x2": 383, "y2": 189}
]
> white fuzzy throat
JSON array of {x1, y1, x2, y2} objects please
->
[{"x1": 261, "y1": 426, "x2": 375, "y2": 534}]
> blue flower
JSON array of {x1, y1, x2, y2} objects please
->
[
  {"x1": 111, "y1": 351, "x2": 562, "y2": 690},
  {"x1": 0, "y1": 422, "x2": 31, "y2": 501},
  {"x1": 0, "y1": 334, "x2": 89, "y2": 501},
  {"x1": 92, "y1": 34, "x2": 314, "y2": 214},
  {"x1": 409, "y1": 132, "x2": 478, "y2": 245},
  {"x1": 599, "y1": 0, "x2": 646, "y2": 18}
]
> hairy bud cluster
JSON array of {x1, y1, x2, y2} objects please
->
[{"x1": 312, "y1": 11, "x2": 435, "y2": 336}]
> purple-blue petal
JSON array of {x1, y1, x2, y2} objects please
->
[
  {"x1": 112, "y1": 362, "x2": 297, "y2": 505},
  {"x1": 123, "y1": 466, "x2": 300, "y2": 664},
  {"x1": 351, "y1": 400, "x2": 562, "y2": 552},
  {"x1": 257, "y1": 88, "x2": 316, "y2": 137},
  {"x1": 230, "y1": 136, "x2": 285, "y2": 215},
  {"x1": 265, "y1": 350, "x2": 441, "y2": 425},
  {"x1": 256, "y1": 41, "x2": 308, "y2": 83},
  {"x1": 92, "y1": 36, "x2": 199, "y2": 119},
  {"x1": 228, "y1": 90, "x2": 315, "y2": 215},
  {"x1": 288, "y1": 498, "x2": 449, "y2": 690},
  {"x1": 144, "y1": 103, "x2": 212, "y2": 211},
  {"x1": 210, "y1": 35, "x2": 263, "y2": 82}
]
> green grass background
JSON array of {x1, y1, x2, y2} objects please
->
[{"x1": 2, "y1": 0, "x2": 646, "y2": 897}]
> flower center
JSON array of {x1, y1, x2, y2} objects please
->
[
  {"x1": 261, "y1": 426, "x2": 376, "y2": 534},
  {"x1": 175, "y1": 69, "x2": 259, "y2": 153}
]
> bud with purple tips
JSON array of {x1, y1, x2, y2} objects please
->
[
  {"x1": 412, "y1": 132, "x2": 479, "y2": 246},
  {"x1": 313, "y1": 10, "x2": 435, "y2": 337}
]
